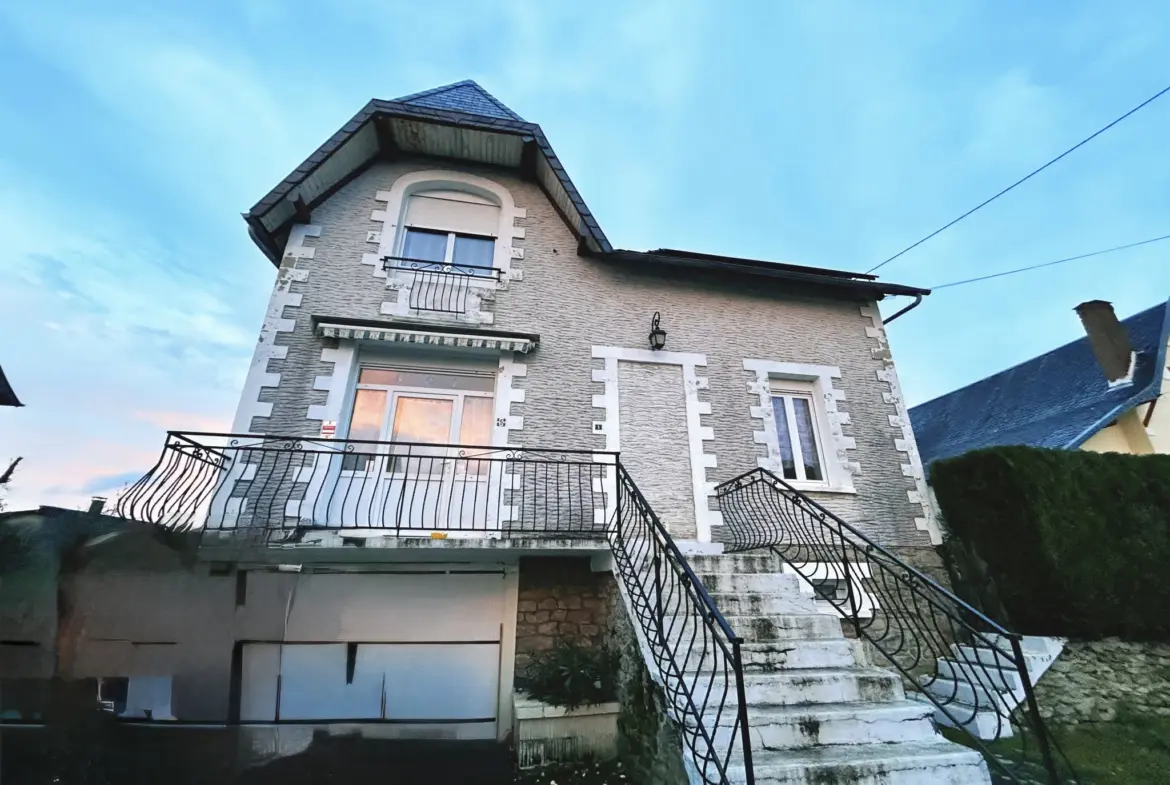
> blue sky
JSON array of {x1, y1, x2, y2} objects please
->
[{"x1": 1, "y1": 1, "x2": 1168, "y2": 510}]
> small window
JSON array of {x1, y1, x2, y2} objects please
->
[
  {"x1": 770, "y1": 387, "x2": 825, "y2": 483},
  {"x1": 400, "y1": 228, "x2": 496, "y2": 277}
]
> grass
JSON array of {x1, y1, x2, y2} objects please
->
[{"x1": 945, "y1": 712, "x2": 1170, "y2": 785}]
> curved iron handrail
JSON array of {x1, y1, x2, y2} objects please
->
[
  {"x1": 611, "y1": 461, "x2": 753, "y2": 785},
  {"x1": 716, "y1": 467, "x2": 1078, "y2": 785}
]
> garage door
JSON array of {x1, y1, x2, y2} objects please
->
[{"x1": 239, "y1": 570, "x2": 507, "y2": 738}]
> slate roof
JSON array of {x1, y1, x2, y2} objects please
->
[
  {"x1": 0, "y1": 364, "x2": 21, "y2": 407},
  {"x1": 393, "y1": 80, "x2": 525, "y2": 121},
  {"x1": 910, "y1": 299, "x2": 1170, "y2": 467}
]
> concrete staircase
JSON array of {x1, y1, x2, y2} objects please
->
[
  {"x1": 918, "y1": 635, "x2": 1065, "y2": 740},
  {"x1": 686, "y1": 552, "x2": 992, "y2": 785}
]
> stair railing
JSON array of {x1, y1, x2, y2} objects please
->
[
  {"x1": 716, "y1": 468, "x2": 1078, "y2": 785},
  {"x1": 610, "y1": 459, "x2": 754, "y2": 785}
]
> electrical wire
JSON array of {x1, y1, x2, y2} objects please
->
[
  {"x1": 930, "y1": 233, "x2": 1170, "y2": 290},
  {"x1": 868, "y1": 82, "x2": 1170, "y2": 274}
]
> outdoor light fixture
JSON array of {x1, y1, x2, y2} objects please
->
[{"x1": 649, "y1": 311, "x2": 667, "y2": 351}]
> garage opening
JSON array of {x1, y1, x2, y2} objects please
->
[{"x1": 235, "y1": 569, "x2": 508, "y2": 739}]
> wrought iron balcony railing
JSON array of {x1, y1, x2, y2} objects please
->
[
  {"x1": 116, "y1": 432, "x2": 613, "y2": 536},
  {"x1": 382, "y1": 256, "x2": 502, "y2": 315}
]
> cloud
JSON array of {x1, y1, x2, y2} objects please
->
[{"x1": 79, "y1": 471, "x2": 143, "y2": 496}]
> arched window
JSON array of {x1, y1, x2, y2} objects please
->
[{"x1": 396, "y1": 189, "x2": 501, "y2": 277}]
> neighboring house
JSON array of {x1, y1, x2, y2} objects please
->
[
  {"x1": 2, "y1": 82, "x2": 992, "y2": 783},
  {"x1": 911, "y1": 298, "x2": 1170, "y2": 467},
  {"x1": 0, "y1": 364, "x2": 22, "y2": 407}
]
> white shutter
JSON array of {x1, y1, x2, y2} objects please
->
[{"x1": 406, "y1": 193, "x2": 500, "y2": 237}]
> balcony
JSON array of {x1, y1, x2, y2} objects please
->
[
  {"x1": 382, "y1": 256, "x2": 502, "y2": 316},
  {"x1": 115, "y1": 432, "x2": 615, "y2": 539}
]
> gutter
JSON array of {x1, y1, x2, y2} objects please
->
[{"x1": 883, "y1": 294, "x2": 924, "y2": 325}]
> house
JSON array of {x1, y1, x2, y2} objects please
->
[
  {"x1": 2, "y1": 81, "x2": 993, "y2": 783},
  {"x1": 910, "y1": 298, "x2": 1170, "y2": 467}
]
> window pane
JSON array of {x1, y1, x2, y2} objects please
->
[
  {"x1": 390, "y1": 396, "x2": 453, "y2": 475},
  {"x1": 771, "y1": 397, "x2": 797, "y2": 480},
  {"x1": 458, "y1": 396, "x2": 495, "y2": 476},
  {"x1": 792, "y1": 397, "x2": 823, "y2": 481},
  {"x1": 452, "y1": 235, "x2": 495, "y2": 274},
  {"x1": 359, "y1": 368, "x2": 495, "y2": 391},
  {"x1": 342, "y1": 389, "x2": 386, "y2": 470},
  {"x1": 391, "y1": 397, "x2": 453, "y2": 444},
  {"x1": 347, "y1": 389, "x2": 387, "y2": 441},
  {"x1": 401, "y1": 229, "x2": 448, "y2": 266}
]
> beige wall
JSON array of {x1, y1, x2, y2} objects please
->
[{"x1": 240, "y1": 159, "x2": 934, "y2": 548}]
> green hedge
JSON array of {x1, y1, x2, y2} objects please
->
[{"x1": 931, "y1": 446, "x2": 1170, "y2": 642}]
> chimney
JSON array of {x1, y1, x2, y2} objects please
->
[
  {"x1": 1075, "y1": 300, "x2": 1135, "y2": 384},
  {"x1": 88, "y1": 496, "x2": 107, "y2": 515}
]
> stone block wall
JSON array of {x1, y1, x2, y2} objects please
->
[
  {"x1": 1035, "y1": 640, "x2": 1170, "y2": 724},
  {"x1": 514, "y1": 557, "x2": 615, "y2": 676}
]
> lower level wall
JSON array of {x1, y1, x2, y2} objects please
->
[
  {"x1": 514, "y1": 557, "x2": 615, "y2": 677},
  {"x1": 1036, "y1": 640, "x2": 1170, "y2": 724}
]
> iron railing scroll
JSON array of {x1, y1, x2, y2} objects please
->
[
  {"x1": 610, "y1": 461, "x2": 754, "y2": 785},
  {"x1": 715, "y1": 468, "x2": 1078, "y2": 785},
  {"x1": 382, "y1": 255, "x2": 501, "y2": 315}
]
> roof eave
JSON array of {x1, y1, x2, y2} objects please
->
[
  {"x1": 600, "y1": 249, "x2": 930, "y2": 299},
  {"x1": 244, "y1": 103, "x2": 609, "y2": 264}
]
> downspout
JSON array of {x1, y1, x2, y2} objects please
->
[{"x1": 882, "y1": 294, "x2": 924, "y2": 325}]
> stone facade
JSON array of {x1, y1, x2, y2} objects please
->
[
  {"x1": 1035, "y1": 639, "x2": 1170, "y2": 724},
  {"x1": 235, "y1": 156, "x2": 935, "y2": 548},
  {"x1": 514, "y1": 557, "x2": 615, "y2": 675}
]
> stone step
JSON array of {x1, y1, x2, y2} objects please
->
[
  {"x1": 688, "y1": 553, "x2": 782, "y2": 574},
  {"x1": 697, "y1": 570, "x2": 802, "y2": 595},
  {"x1": 937, "y1": 656, "x2": 1022, "y2": 692},
  {"x1": 721, "y1": 613, "x2": 845, "y2": 643},
  {"x1": 707, "y1": 591, "x2": 822, "y2": 617},
  {"x1": 712, "y1": 700, "x2": 938, "y2": 751},
  {"x1": 908, "y1": 693, "x2": 1015, "y2": 741},
  {"x1": 726, "y1": 739, "x2": 990, "y2": 784},
  {"x1": 677, "y1": 638, "x2": 864, "y2": 673},
  {"x1": 682, "y1": 668, "x2": 904, "y2": 709},
  {"x1": 919, "y1": 675, "x2": 1013, "y2": 714},
  {"x1": 951, "y1": 643, "x2": 1048, "y2": 673}
]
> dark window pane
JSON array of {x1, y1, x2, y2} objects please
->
[
  {"x1": 452, "y1": 235, "x2": 495, "y2": 274},
  {"x1": 771, "y1": 396, "x2": 797, "y2": 479},
  {"x1": 791, "y1": 397, "x2": 823, "y2": 481},
  {"x1": 401, "y1": 229, "x2": 447, "y2": 266}
]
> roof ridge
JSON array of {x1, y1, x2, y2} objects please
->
[
  {"x1": 911, "y1": 298, "x2": 1170, "y2": 413},
  {"x1": 391, "y1": 79, "x2": 524, "y2": 121}
]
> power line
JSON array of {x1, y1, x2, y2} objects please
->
[
  {"x1": 930, "y1": 233, "x2": 1170, "y2": 290},
  {"x1": 868, "y1": 82, "x2": 1170, "y2": 275}
]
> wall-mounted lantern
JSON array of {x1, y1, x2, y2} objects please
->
[{"x1": 649, "y1": 312, "x2": 667, "y2": 351}]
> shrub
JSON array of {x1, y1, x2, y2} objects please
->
[
  {"x1": 521, "y1": 640, "x2": 620, "y2": 711},
  {"x1": 931, "y1": 446, "x2": 1170, "y2": 641}
]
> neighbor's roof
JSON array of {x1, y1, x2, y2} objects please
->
[
  {"x1": 244, "y1": 80, "x2": 927, "y2": 301},
  {"x1": 0, "y1": 364, "x2": 21, "y2": 407},
  {"x1": 909, "y1": 299, "x2": 1170, "y2": 467}
]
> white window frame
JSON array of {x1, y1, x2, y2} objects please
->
[
  {"x1": 340, "y1": 368, "x2": 496, "y2": 476},
  {"x1": 397, "y1": 227, "x2": 498, "y2": 277},
  {"x1": 744, "y1": 359, "x2": 856, "y2": 494},
  {"x1": 769, "y1": 381, "x2": 828, "y2": 486}
]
